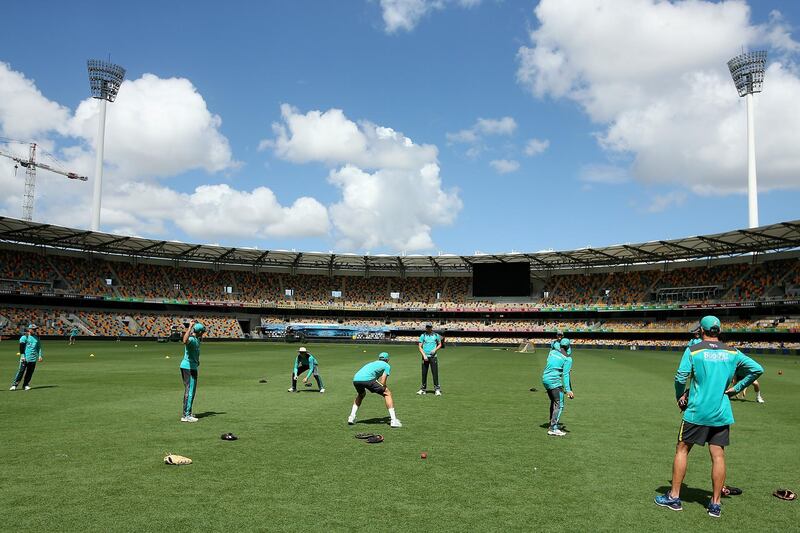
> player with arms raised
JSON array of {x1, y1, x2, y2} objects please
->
[{"x1": 179, "y1": 320, "x2": 206, "y2": 423}]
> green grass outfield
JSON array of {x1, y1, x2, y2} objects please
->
[{"x1": 1, "y1": 341, "x2": 798, "y2": 532}]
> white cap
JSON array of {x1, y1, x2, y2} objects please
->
[{"x1": 298, "y1": 347, "x2": 307, "y2": 353}]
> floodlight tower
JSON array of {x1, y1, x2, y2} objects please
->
[
  {"x1": 87, "y1": 59, "x2": 125, "y2": 231},
  {"x1": 727, "y1": 50, "x2": 767, "y2": 229}
]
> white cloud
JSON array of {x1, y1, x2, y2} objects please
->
[
  {"x1": 266, "y1": 105, "x2": 461, "y2": 251},
  {"x1": 524, "y1": 138, "x2": 550, "y2": 156},
  {"x1": 644, "y1": 191, "x2": 688, "y2": 213},
  {"x1": 0, "y1": 62, "x2": 327, "y2": 241},
  {"x1": 380, "y1": 0, "x2": 481, "y2": 33},
  {"x1": 490, "y1": 159, "x2": 520, "y2": 174},
  {"x1": 447, "y1": 116, "x2": 517, "y2": 144},
  {"x1": 579, "y1": 164, "x2": 629, "y2": 184},
  {"x1": 517, "y1": 0, "x2": 800, "y2": 194}
]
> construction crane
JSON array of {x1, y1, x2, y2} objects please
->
[{"x1": 0, "y1": 140, "x2": 88, "y2": 221}]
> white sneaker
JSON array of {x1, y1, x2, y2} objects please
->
[
  {"x1": 180, "y1": 416, "x2": 198, "y2": 423},
  {"x1": 547, "y1": 429, "x2": 566, "y2": 437},
  {"x1": 757, "y1": 396, "x2": 765, "y2": 403},
  {"x1": 24, "y1": 386, "x2": 31, "y2": 391},
  {"x1": 9, "y1": 385, "x2": 16, "y2": 391},
  {"x1": 434, "y1": 390, "x2": 442, "y2": 396},
  {"x1": 288, "y1": 388, "x2": 295, "y2": 393},
  {"x1": 416, "y1": 389, "x2": 426, "y2": 395},
  {"x1": 390, "y1": 419, "x2": 403, "y2": 428},
  {"x1": 347, "y1": 416, "x2": 356, "y2": 425},
  {"x1": 319, "y1": 388, "x2": 325, "y2": 393}
]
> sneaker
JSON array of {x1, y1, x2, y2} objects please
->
[
  {"x1": 288, "y1": 388, "x2": 295, "y2": 393},
  {"x1": 319, "y1": 388, "x2": 325, "y2": 393},
  {"x1": 180, "y1": 416, "x2": 198, "y2": 423},
  {"x1": 707, "y1": 503, "x2": 721, "y2": 518},
  {"x1": 547, "y1": 429, "x2": 566, "y2": 437},
  {"x1": 347, "y1": 416, "x2": 356, "y2": 425},
  {"x1": 756, "y1": 396, "x2": 765, "y2": 404},
  {"x1": 654, "y1": 492, "x2": 683, "y2": 511},
  {"x1": 24, "y1": 386, "x2": 31, "y2": 391},
  {"x1": 9, "y1": 386, "x2": 16, "y2": 391},
  {"x1": 390, "y1": 419, "x2": 403, "y2": 428},
  {"x1": 434, "y1": 389, "x2": 442, "y2": 396},
  {"x1": 416, "y1": 389, "x2": 426, "y2": 395}
]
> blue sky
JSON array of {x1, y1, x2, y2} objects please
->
[{"x1": 1, "y1": 0, "x2": 799, "y2": 254}]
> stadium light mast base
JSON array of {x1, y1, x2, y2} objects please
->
[
  {"x1": 727, "y1": 51, "x2": 766, "y2": 229},
  {"x1": 87, "y1": 59, "x2": 125, "y2": 232}
]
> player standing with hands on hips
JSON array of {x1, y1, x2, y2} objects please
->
[
  {"x1": 655, "y1": 316, "x2": 763, "y2": 518},
  {"x1": 179, "y1": 320, "x2": 206, "y2": 423},
  {"x1": 417, "y1": 323, "x2": 443, "y2": 395},
  {"x1": 10, "y1": 324, "x2": 43, "y2": 391}
]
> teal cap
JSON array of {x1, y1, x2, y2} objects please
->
[
  {"x1": 193, "y1": 322, "x2": 206, "y2": 333},
  {"x1": 560, "y1": 338, "x2": 571, "y2": 348},
  {"x1": 378, "y1": 352, "x2": 390, "y2": 361},
  {"x1": 700, "y1": 316, "x2": 721, "y2": 332}
]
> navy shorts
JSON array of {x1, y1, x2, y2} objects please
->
[
  {"x1": 679, "y1": 421, "x2": 730, "y2": 447},
  {"x1": 353, "y1": 380, "x2": 386, "y2": 395}
]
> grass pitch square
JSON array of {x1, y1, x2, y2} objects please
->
[{"x1": 1, "y1": 342, "x2": 797, "y2": 531}]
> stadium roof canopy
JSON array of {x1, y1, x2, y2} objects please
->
[{"x1": 0, "y1": 216, "x2": 798, "y2": 274}]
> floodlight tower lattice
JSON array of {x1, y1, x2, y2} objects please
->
[
  {"x1": 727, "y1": 50, "x2": 766, "y2": 229},
  {"x1": 87, "y1": 59, "x2": 125, "y2": 231}
]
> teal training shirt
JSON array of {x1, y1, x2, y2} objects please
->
[
  {"x1": 180, "y1": 336, "x2": 201, "y2": 370},
  {"x1": 419, "y1": 333, "x2": 441, "y2": 356},
  {"x1": 354, "y1": 360, "x2": 391, "y2": 382},
  {"x1": 19, "y1": 335, "x2": 42, "y2": 362},
  {"x1": 542, "y1": 348, "x2": 572, "y2": 392},
  {"x1": 70, "y1": 328, "x2": 78, "y2": 337},
  {"x1": 294, "y1": 353, "x2": 317, "y2": 374},
  {"x1": 675, "y1": 340, "x2": 763, "y2": 427},
  {"x1": 687, "y1": 338, "x2": 702, "y2": 347}
]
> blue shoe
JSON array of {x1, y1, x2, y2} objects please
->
[
  {"x1": 707, "y1": 503, "x2": 721, "y2": 518},
  {"x1": 654, "y1": 492, "x2": 683, "y2": 511}
]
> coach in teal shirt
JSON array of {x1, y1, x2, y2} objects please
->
[
  {"x1": 417, "y1": 323, "x2": 443, "y2": 395},
  {"x1": 656, "y1": 316, "x2": 763, "y2": 518},
  {"x1": 10, "y1": 324, "x2": 43, "y2": 391}
]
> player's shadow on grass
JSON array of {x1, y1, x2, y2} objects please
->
[
  {"x1": 655, "y1": 484, "x2": 712, "y2": 505},
  {"x1": 28, "y1": 385, "x2": 59, "y2": 390},
  {"x1": 299, "y1": 389, "x2": 322, "y2": 393},
  {"x1": 194, "y1": 411, "x2": 225, "y2": 419},
  {"x1": 356, "y1": 416, "x2": 391, "y2": 425},
  {"x1": 537, "y1": 423, "x2": 570, "y2": 432}
]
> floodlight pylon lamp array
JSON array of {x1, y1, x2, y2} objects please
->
[
  {"x1": 727, "y1": 51, "x2": 767, "y2": 97},
  {"x1": 87, "y1": 60, "x2": 126, "y2": 102}
]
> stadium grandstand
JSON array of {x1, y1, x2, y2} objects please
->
[{"x1": 1, "y1": 216, "x2": 799, "y2": 353}]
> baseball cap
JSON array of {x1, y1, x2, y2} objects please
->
[
  {"x1": 193, "y1": 322, "x2": 206, "y2": 333},
  {"x1": 27, "y1": 323, "x2": 38, "y2": 330},
  {"x1": 700, "y1": 316, "x2": 722, "y2": 333},
  {"x1": 378, "y1": 352, "x2": 390, "y2": 361},
  {"x1": 298, "y1": 347, "x2": 307, "y2": 353},
  {"x1": 560, "y1": 338, "x2": 571, "y2": 348},
  {"x1": 556, "y1": 330, "x2": 564, "y2": 337},
  {"x1": 424, "y1": 323, "x2": 433, "y2": 328}
]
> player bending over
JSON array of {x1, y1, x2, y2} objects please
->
[
  {"x1": 179, "y1": 321, "x2": 206, "y2": 423},
  {"x1": 655, "y1": 316, "x2": 763, "y2": 518},
  {"x1": 541, "y1": 338, "x2": 573, "y2": 436},
  {"x1": 348, "y1": 352, "x2": 402, "y2": 428},
  {"x1": 10, "y1": 324, "x2": 43, "y2": 391},
  {"x1": 288, "y1": 346, "x2": 325, "y2": 393},
  {"x1": 68, "y1": 326, "x2": 79, "y2": 345}
]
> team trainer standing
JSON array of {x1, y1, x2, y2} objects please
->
[
  {"x1": 10, "y1": 324, "x2": 43, "y2": 391},
  {"x1": 655, "y1": 316, "x2": 763, "y2": 518},
  {"x1": 417, "y1": 323, "x2": 443, "y2": 396}
]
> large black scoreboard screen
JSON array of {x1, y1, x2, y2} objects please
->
[{"x1": 472, "y1": 262, "x2": 530, "y2": 297}]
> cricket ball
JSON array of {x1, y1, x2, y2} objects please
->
[
  {"x1": 421, "y1": 452, "x2": 427, "y2": 459},
  {"x1": 778, "y1": 370, "x2": 783, "y2": 375}
]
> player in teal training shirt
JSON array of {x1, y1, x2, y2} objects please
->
[
  {"x1": 541, "y1": 338, "x2": 574, "y2": 436},
  {"x1": 288, "y1": 346, "x2": 325, "y2": 393},
  {"x1": 10, "y1": 324, "x2": 43, "y2": 391},
  {"x1": 69, "y1": 326, "x2": 79, "y2": 345},
  {"x1": 179, "y1": 320, "x2": 206, "y2": 422},
  {"x1": 655, "y1": 316, "x2": 763, "y2": 518},
  {"x1": 417, "y1": 323, "x2": 443, "y2": 395},
  {"x1": 348, "y1": 352, "x2": 402, "y2": 428}
]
